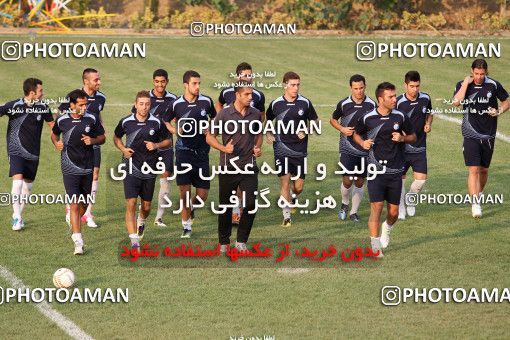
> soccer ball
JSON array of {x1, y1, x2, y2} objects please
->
[{"x1": 53, "y1": 268, "x2": 75, "y2": 288}]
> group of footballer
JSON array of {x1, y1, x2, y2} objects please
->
[{"x1": 1, "y1": 59, "x2": 507, "y2": 257}]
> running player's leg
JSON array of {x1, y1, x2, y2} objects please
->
[
  {"x1": 155, "y1": 149, "x2": 173, "y2": 227},
  {"x1": 407, "y1": 170, "x2": 427, "y2": 217},
  {"x1": 350, "y1": 176, "x2": 365, "y2": 221},
  {"x1": 218, "y1": 174, "x2": 240, "y2": 247},
  {"x1": 380, "y1": 175, "x2": 402, "y2": 250},
  {"x1": 126, "y1": 198, "x2": 139, "y2": 247},
  {"x1": 179, "y1": 184, "x2": 193, "y2": 238},
  {"x1": 83, "y1": 152, "x2": 100, "y2": 227},
  {"x1": 279, "y1": 174, "x2": 292, "y2": 227},
  {"x1": 10, "y1": 173, "x2": 24, "y2": 230},
  {"x1": 368, "y1": 201, "x2": 384, "y2": 256},
  {"x1": 236, "y1": 173, "x2": 258, "y2": 248},
  {"x1": 479, "y1": 167, "x2": 489, "y2": 193}
]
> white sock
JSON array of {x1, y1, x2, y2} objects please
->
[
  {"x1": 382, "y1": 220, "x2": 393, "y2": 230},
  {"x1": 282, "y1": 207, "x2": 291, "y2": 220},
  {"x1": 350, "y1": 185, "x2": 364, "y2": 215},
  {"x1": 137, "y1": 215, "x2": 146, "y2": 227},
  {"x1": 11, "y1": 179, "x2": 23, "y2": 219},
  {"x1": 409, "y1": 179, "x2": 426, "y2": 193},
  {"x1": 85, "y1": 180, "x2": 98, "y2": 217},
  {"x1": 71, "y1": 232, "x2": 83, "y2": 245},
  {"x1": 370, "y1": 236, "x2": 381, "y2": 250},
  {"x1": 129, "y1": 233, "x2": 140, "y2": 247},
  {"x1": 341, "y1": 183, "x2": 351, "y2": 205},
  {"x1": 156, "y1": 178, "x2": 169, "y2": 220},
  {"x1": 399, "y1": 179, "x2": 406, "y2": 207},
  {"x1": 182, "y1": 218, "x2": 192, "y2": 231},
  {"x1": 19, "y1": 181, "x2": 33, "y2": 215},
  {"x1": 233, "y1": 206, "x2": 241, "y2": 215}
]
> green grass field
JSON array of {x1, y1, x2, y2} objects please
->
[{"x1": 0, "y1": 35, "x2": 509, "y2": 339}]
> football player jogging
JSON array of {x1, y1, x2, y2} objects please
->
[
  {"x1": 114, "y1": 91, "x2": 171, "y2": 249},
  {"x1": 215, "y1": 62, "x2": 266, "y2": 226},
  {"x1": 330, "y1": 74, "x2": 376, "y2": 222},
  {"x1": 132, "y1": 69, "x2": 177, "y2": 228},
  {"x1": 51, "y1": 89, "x2": 105, "y2": 255},
  {"x1": 266, "y1": 72, "x2": 318, "y2": 227},
  {"x1": 353, "y1": 82, "x2": 416, "y2": 257},
  {"x1": 453, "y1": 59, "x2": 509, "y2": 218},
  {"x1": 0, "y1": 78, "x2": 54, "y2": 230},
  {"x1": 165, "y1": 71, "x2": 216, "y2": 238},
  {"x1": 396, "y1": 71, "x2": 433, "y2": 220},
  {"x1": 59, "y1": 68, "x2": 106, "y2": 228}
]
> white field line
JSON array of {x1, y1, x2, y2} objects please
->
[{"x1": 0, "y1": 265, "x2": 94, "y2": 340}]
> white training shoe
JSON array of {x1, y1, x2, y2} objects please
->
[
  {"x1": 398, "y1": 204, "x2": 406, "y2": 220},
  {"x1": 74, "y1": 243, "x2": 84, "y2": 255},
  {"x1": 86, "y1": 216, "x2": 98, "y2": 228},
  {"x1": 380, "y1": 222, "x2": 392, "y2": 249},
  {"x1": 370, "y1": 238, "x2": 384, "y2": 258},
  {"x1": 12, "y1": 217, "x2": 23, "y2": 231},
  {"x1": 471, "y1": 204, "x2": 482, "y2": 218},
  {"x1": 235, "y1": 241, "x2": 248, "y2": 252},
  {"x1": 154, "y1": 218, "x2": 167, "y2": 227}
]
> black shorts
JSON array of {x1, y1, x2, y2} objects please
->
[
  {"x1": 403, "y1": 152, "x2": 428, "y2": 175},
  {"x1": 158, "y1": 148, "x2": 174, "y2": 174},
  {"x1": 63, "y1": 173, "x2": 93, "y2": 199},
  {"x1": 9, "y1": 155, "x2": 39, "y2": 181},
  {"x1": 123, "y1": 174, "x2": 156, "y2": 201},
  {"x1": 367, "y1": 174, "x2": 402, "y2": 205},
  {"x1": 275, "y1": 155, "x2": 306, "y2": 179},
  {"x1": 463, "y1": 137, "x2": 494, "y2": 168},
  {"x1": 93, "y1": 146, "x2": 101, "y2": 168},
  {"x1": 175, "y1": 150, "x2": 210, "y2": 189},
  {"x1": 340, "y1": 153, "x2": 367, "y2": 178}
]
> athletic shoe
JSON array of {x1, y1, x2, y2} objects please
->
[
  {"x1": 154, "y1": 218, "x2": 167, "y2": 227},
  {"x1": 380, "y1": 222, "x2": 392, "y2": 249},
  {"x1": 181, "y1": 229, "x2": 192, "y2": 238},
  {"x1": 11, "y1": 217, "x2": 23, "y2": 231},
  {"x1": 137, "y1": 224, "x2": 145, "y2": 240},
  {"x1": 74, "y1": 242, "x2": 84, "y2": 255},
  {"x1": 349, "y1": 213, "x2": 360, "y2": 222},
  {"x1": 338, "y1": 204, "x2": 349, "y2": 220},
  {"x1": 131, "y1": 243, "x2": 140, "y2": 251},
  {"x1": 370, "y1": 238, "x2": 384, "y2": 258},
  {"x1": 235, "y1": 241, "x2": 248, "y2": 252},
  {"x1": 406, "y1": 205, "x2": 416, "y2": 217},
  {"x1": 20, "y1": 219, "x2": 25, "y2": 229},
  {"x1": 398, "y1": 204, "x2": 406, "y2": 220},
  {"x1": 281, "y1": 218, "x2": 292, "y2": 228},
  {"x1": 85, "y1": 215, "x2": 98, "y2": 228},
  {"x1": 472, "y1": 204, "x2": 482, "y2": 218},
  {"x1": 372, "y1": 247, "x2": 384, "y2": 258}
]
